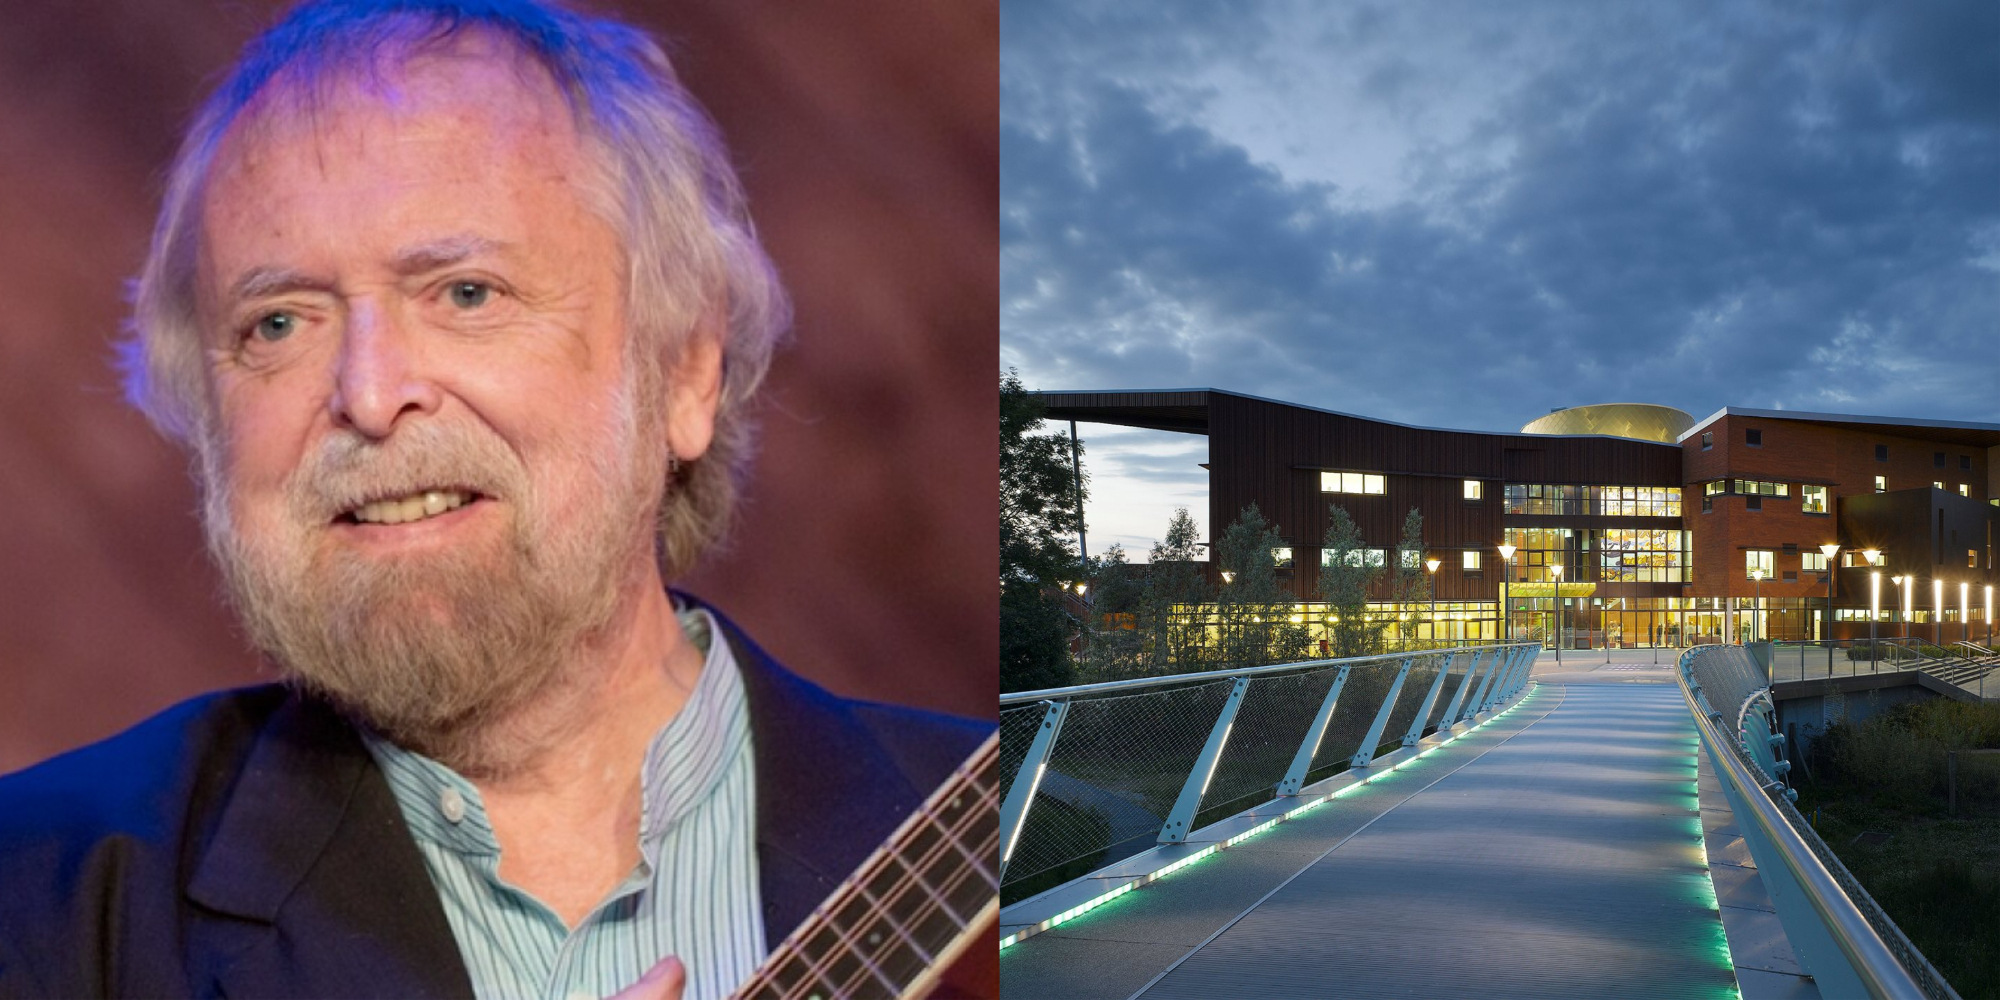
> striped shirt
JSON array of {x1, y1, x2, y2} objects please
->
[{"x1": 364, "y1": 605, "x2": 765, "y2": 1000}]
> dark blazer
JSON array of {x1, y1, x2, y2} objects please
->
[{"x1": 0, "y1": 601, "x2": 989, "y2": 999}]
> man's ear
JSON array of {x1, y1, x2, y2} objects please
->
[{"x1": 663, "y1": 333, "x2": 723, "y2": 462}]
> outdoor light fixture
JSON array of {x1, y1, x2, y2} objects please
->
[
  {"x1": 1221, "y1": 570, "x2": 1235, "y2": 585},
  {"x1": 1497, "y1": 543, "x2": 1517, "y2": 644},
  {"x1": 1426, "y1": 558, "x2": 1441, "y2": 646},
  {"x1": 1750, "y1": 568, "x2": 1764, "y2": 644},
  {"x1": 1935, "y1": 578, "x2": 1945, "y2": 645},
  {"x1": 1987, "y1": 585, "x2": 1993, "y2": 648},
  {"x1": 1820, "y1": 544, "x2": 1841, "y2": 644},
  {"x1": 1871, "y1": 572, "x2": 1881, "y2": 667},
  {"x1": 1904, "y1": 575, "x2": 1915, "y2": 639},
  {"x1": 1864, "y1": 548, "x2": 1881, "y2": 566},
  {"x1": 1550, "y1": 564, "x2": 1564, "y2": 666}
]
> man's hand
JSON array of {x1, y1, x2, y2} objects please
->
[{"x1": 609, "y1": 957, "x2": 685, "y2": 1000}]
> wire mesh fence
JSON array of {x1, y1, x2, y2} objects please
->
[
  {"x1": 998, "y1": 643, "x2": 1535, "y2": 903},
  {"x1": 1684, "y1": 645, "x2": 1959, "y2": 1000}
]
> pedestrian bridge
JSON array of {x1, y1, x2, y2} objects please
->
[{"x1": 996, "y1": 645, "x2": 1956, "y2": 999}]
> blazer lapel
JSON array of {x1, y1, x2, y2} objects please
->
[
  {"x1": 706, "y1": 603, "x2": 924, "y2": 948},
  {"x1": 184, "y1": 694, "x2": 472, "y2": 999}
]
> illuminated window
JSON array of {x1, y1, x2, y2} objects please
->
[
  {"x1": 1272, "y1": 547, "x2": 1294, "y2": 568},
  {"x1": 1463, "y1": 551, "x2": 1481, "y2": 571},
  {"x1": 1802, "y1": 552, "x2": 1828, "y2": 572},
  {"x1": 1934, "y1": 481, "x2": 1945, "y2": 490},
  {"x1": 1597, "y1": 485, "x2": 1681, "y2": 517},
  {"x1": 1874, "y1": 475, "x2": 1887, "y2": 493},
  {"x1": 1734, "y1": 479, "x2": 1788, "y2": 496},
  {"x1": 1746, "y1": 551, "x2": 1774, "y2": 580},
  {"x1": 1704, "y1": 481, "x2": 1728, "y2": 496},
  {"x1": 1463, "y1": 479, "x2": 1483, "y2": 500},
  {"x1": 1961, "y1": 484, "x2": 1971, "y2": 497},
  {"x1": 1321, "y1": 471, "x2": 1386, "y2": 495},
  {"x1": 1323, "y1": 548, "x2": 1387, "y2": 568},
  {"x1": 1746, "y1": 428, "x2": 1762, "y2": 447},
  {"x1": 1399, "y1": 549, "x2": 1422, "y2": 570},
  {"x1": 1599, "y1": 529, "x2": 1691, "y2": 583},
  {"x1": 1801, "y1": 484, "x2": 1827, "y2": 513},
  {"x1": 1502, "y1": 484, "x2": 1585, "y2": 515},
  {"x1": 1971, "y1": 550, "x2": 1980, "y2": 569}
]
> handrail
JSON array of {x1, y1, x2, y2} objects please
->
[
  {"x1": 999, "y1": 641, "x2": 1522, "y2": 706},
  {"x1": 1679, "y1": 646, "x2": 1947, "y2": 999}
]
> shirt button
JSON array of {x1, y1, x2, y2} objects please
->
[{"x1": 440, "y1": 787, "x2": 466, "y2": 824}]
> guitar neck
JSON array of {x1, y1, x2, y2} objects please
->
[{"x1": 733, "y1": 733, "x2": 999, "y2": 1000}]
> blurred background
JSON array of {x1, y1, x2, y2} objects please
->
[{"x1": 0, "y1": 1, "x2": 996, "y2": 767}]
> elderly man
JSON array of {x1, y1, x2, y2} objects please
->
[{"x1": 0, "y1": 2, "x2": 991, "y2": 998}]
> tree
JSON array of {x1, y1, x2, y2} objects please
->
[
  {"x1": 999, "y1": 370, "x2": 1084, "y2": 692},
  {"x1": 1144, "y1": 507, "x2": 1211, "y2": 674},
  {"x1": 1075, "y1": 544, "x2": 1144, "y2": 681},
  {"x1": 999, "y1": 369, "x2": 1084, "y2": 588},
  {"x1": 1214, "y1": 503, "x2": 1310, "y2": 667},
  {"x1": 1319, "y1": 504, "x2": 1386, "y2": 657},
  {"x1": 1392, "y1": 507, "x2": 1429, "y2": 649}
]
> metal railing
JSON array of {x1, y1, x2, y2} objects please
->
[
  {"x1": 1680, "y1": 645, "x2": 1956, "y2": 999},
  {"x1": 997, "y1": 642, "x2": 1539, "y2": 897},
  {"x1": 1770, "y1": 639, "x2": 2000, "y2": 697}
]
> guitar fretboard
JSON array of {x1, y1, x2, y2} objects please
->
[{"x1": 734, "y1": 733, "x2": 999, "y2": 1000}]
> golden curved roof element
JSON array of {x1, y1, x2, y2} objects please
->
[{"x1": 1520, "y1": 403, "x2": 1695, "y2": 443}]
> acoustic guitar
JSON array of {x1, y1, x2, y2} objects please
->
[{"x1": 732, "y1": 733, "x2": 999, "y2": 999}]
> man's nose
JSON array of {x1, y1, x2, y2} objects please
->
[{"x1": 328, "y1": 302, "x2": 442, "y2": 438}]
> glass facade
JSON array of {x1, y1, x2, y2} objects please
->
[
  {"x1": 1502, "y1": 527, "x2": 1571, "y2": 583},
  {"x1": 1322, "y1": 471, "x2": 1386, "y2": 495},
  {"x1": 1504, "y1": 484, "x2": 1681, "y2": 516},
  {"x1": 1598, "y1": 529, "x2": 1690, "y2": 583}
]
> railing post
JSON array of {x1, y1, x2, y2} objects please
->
[
  {"x1": 998, "y1": 699, "x2": 1068, "y2": 881},
  {"x1": 1158, "y1": 676, "x2": 1251, "y2": 844},
  {"x1": 1402, "y1": 652, "x2": 1455, "y2": 746},
  {"x1": 1466, "y1": 645, "x2": 1508, "y2": 714},
  {"x1": 1435, "y1": 648, "x2": 1487, "y2": 730},
  {"x1": 1489, "y1": 645, "x2": 1527, "y2": 709},
  {"x1": 1276, "y1": 664, "x2": 1352, "y2": 795},
  {"x1": 1350, "y1": 657, "x2": 1415, "y2": 768}
]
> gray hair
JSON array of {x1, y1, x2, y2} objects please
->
[{"x1": 121, "y1": 0, "x2": 790, "y2": 578}]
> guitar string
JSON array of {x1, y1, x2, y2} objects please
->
[
  {"x1": 735, "y1": 742, "x2": 997, "y2": 999},
  {"x1": 817, "y1": 771, "x2": 1000, "y2": 999}
]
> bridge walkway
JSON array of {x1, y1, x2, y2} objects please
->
[{"x1": 1000, "y1": 680, "x2": 1747, "y2": 999}]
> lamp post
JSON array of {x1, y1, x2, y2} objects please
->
[
  {"x1": 1498, "y1": 543, "x2": 1517, "y2": 644},
  {"x1": 1750, "y1": 568, "x2": 1764, "y2": 644},
  {"x1": 1820, "y1": 543, "x2": 1841, "y2": 644},
  {"x1": 1987, "y1": 584, "x2": 1994, "y2": 649},
  {"x1": 1963, "y1": 581, "x2": 1972, "y2": 648},
  {"x1": 1550, "y1": 564, "x2": 1564, "y2": 666},
  {"x1": 1903, "y1": 574, "x2": 1915, "y2": 641},
  {"x1": 1935, "y1": 578, "x2": 1945, "y2": 647},
  {"x1": 1870, "y1": 572, "x2": 1882, "y2": 670},
  {"x1": 1426, "y1": 557, "x2": 1441, "y2": 648}
]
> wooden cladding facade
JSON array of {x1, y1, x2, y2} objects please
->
[{"x1": 1203, "y1": 393, "x2": 1681, "y2": 601}]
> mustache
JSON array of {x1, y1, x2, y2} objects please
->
[{"x1": 288, "y1": 420, "x2": 526, "y2": 521}]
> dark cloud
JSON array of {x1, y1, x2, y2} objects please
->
[{"x1": 1003, "y1": 0, "x2": 2000, "y2": 433}]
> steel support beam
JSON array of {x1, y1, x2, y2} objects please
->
[
  {"x1": 1402, "y1": 651, "x2": 1456, "y2": 746},
  {"x1": 1435, "y1": 648, "x2": 1486, "y2": 730},
  {"x1": 1489, "y1": 646, "x2": 1527, "y2": 709},
  {"x1": 1350, "y1": 657, "x2": 1415, "y2": 768},
  {"x1": 1158, "y1": 676, "x2": 1250, "y2": 844},
  {"x1": 1276, "y1": 664, "x2": 1351, "y2": 795},
  {"x1": 998, "y1": 699, "x2": 1068, "y2": 881}
]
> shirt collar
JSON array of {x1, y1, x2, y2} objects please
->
[{"x1": 362, "y1": 603, "x2": 750, "y2": 863}]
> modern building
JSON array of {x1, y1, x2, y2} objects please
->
[{"x1": 1041, "y1": 389, "x2": 2000, "y2": 648}]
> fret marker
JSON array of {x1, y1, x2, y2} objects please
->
[{"x1": 868, "y1": 931, "x2": 882, "y2": 945}]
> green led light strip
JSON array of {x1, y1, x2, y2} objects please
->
[{"x1": 1001, "y1": 682, "x2": 1540, "y2": 950}]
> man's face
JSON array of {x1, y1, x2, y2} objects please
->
[{"x1": 195, "y1": 47, "x2": 672, "y2": 762}]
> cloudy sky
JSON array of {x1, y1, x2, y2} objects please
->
[{"x1": 1000, "y1": 0, "x2": 2000, "y2": 559}]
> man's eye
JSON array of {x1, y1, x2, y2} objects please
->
[
  {"x1": 252, "y1": 311, "x2": 298, "y2": 342},
  {"x1": 448, "y1": 281, "x2": 491, "y2": 309}
]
